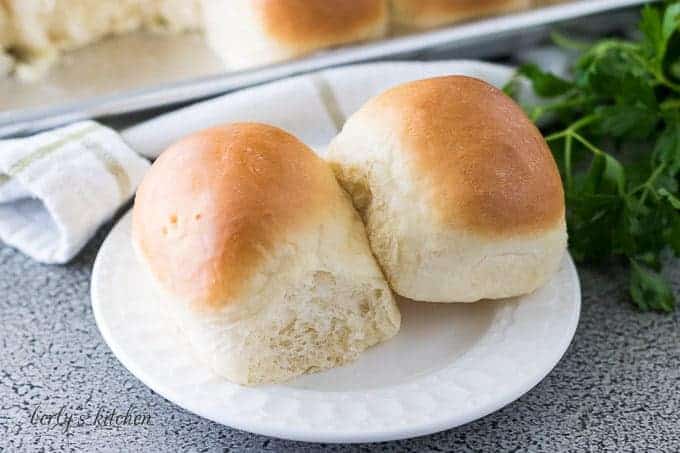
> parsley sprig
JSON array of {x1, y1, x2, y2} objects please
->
[{"x1": 505, "y1": 2, "x2": 680, "y2": 312}]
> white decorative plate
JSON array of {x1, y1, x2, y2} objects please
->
[{"x1": 92, "y1": 61, "x2": 581, "y2": 443}]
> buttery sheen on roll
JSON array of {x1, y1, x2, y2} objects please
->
[
  {"x1": 201, "y1": 0, "x2": 388, "y2": 69},
  {"x1": 327, "y1": 76, "x2": 567, "y2": 303},
  {"x1": 132, "y1": 123, "x2": 400, "y2": 385}
]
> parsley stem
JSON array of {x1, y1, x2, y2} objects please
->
[
  {"x1": 568, "y1": 114, "x2": 600, "y2": 132},
  {"x1": 545, "y1": 130, "x2": 568, "y2": 141},
  {"x1": 571, "y1": 132, "x2": 602, "y2": 155},
  {"x1": 531, "y1": 96, "x2": 585, "y2": 123},
  {"x1": 564, "y1": 134, "x2": 573, "y2": 190},
  {"x1": 546, "y1": 114, "x2": 601, "y2": 191},
  {"x1": 661, "y1": 99, "x2": 680, "y2": 111},
  {"x1": 545, "y1": 114, "x2": 600, "y2": 142},
  {"x1": 633, "y1": 163, "x2": 667, "y2": 208},
  {"x1": 550, "y1": 31, "x2": 591, "y2": 51},
  {"x1": 655, "y1": 73, "x2": 680, "y2": 93}
]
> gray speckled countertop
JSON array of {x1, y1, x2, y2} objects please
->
[
  {"x1": 1, "y1": 212, "x2": 679, "y2": 452},
  {"x1": 2, "y1": 12, "x2": 680, "y2": 447}
]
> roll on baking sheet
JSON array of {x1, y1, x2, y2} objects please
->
[{"x1": 0, "y1": 0, "x2": 651, "y2": 137}]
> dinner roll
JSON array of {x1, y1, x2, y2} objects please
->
[
  {"x1": 201, "y1": 0, "x2": 388, "y2": 70},
  {"x1": 390, "y1": 0, "x2": 530, "y2": 29},
  {"x1": 132, "y1": 123, "x2": 400, "y2": 385},
  {"x1": 2, "y1": 0, "x2": 202, "y2": 79},
  {"x1": 327, "y1": 76, "x2": 567, "y2": 302}
]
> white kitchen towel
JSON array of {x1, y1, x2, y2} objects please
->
[{"x1": 0, "y1": 121, "x2": 149, "y2": 263}]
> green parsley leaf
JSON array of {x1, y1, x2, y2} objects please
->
[
  {"x1": 662, "y1": 3, "x2": 680, "y2": 43},
  {"x1": 596, "y1": 104, "x2": 659, "y2": 140},
  {"x1": 516, "y1": 63, "x2": 573, "y2": 97},
  {"x1": 511, "y1": 2, "x2": 680, "y2": 312},
  {"x1": 630, "y1": 259, "x2": 675, "y2": 312}
]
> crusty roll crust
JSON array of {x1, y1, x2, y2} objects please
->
[
  {"x1": 201, "y1": 0, "x2": 388, "y2": 70},
  {"x1": 367, "y1": 75, "x2": 564, "y2": 236},
  {"x1": 391, "y1": 0, "x2": 531, "y2": 29},
  {"x1": 132, "y1": 123, "x2": 337, "y2": 309},
  {"x1": 260, "y1": 0, "x2": 388, "y2": 49}
]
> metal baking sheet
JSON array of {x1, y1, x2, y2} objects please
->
[{"x1": 0, "y1": 0, "x2": 652, "y2": 137}]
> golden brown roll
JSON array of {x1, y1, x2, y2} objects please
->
[
  {"x1": 327, "y1": 76, "x2": 567, "y2": 302},
  {"x1": 132, "y1": 123, "x2": 400, "y2": 385},
  {"x1": 390, "y1": 0, "x2": 531, "y2": 29},
  {"x1": 201, "y1": 0, "x2": 388, "y2": 69}
]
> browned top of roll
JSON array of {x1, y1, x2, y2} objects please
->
[
  {"x1": 132, "y1": 123, "x2": 337, "y2": 309},
  {"x1": 259, "y1": 0, "x2": 387, "y2": 48},
  {"x1": 361, "y1": 75, "x2": 565, "y2": 236}
]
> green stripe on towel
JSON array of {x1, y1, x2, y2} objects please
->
[
  {"x1": 312, "y1": 74, "x2": 345, "y2": 133},
  {"x1": 88, "y1": 144, "x2": 131, "y2": 202},
  {"x1": 8, "y1": 124, "x2": 99, "y2": 176}
]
